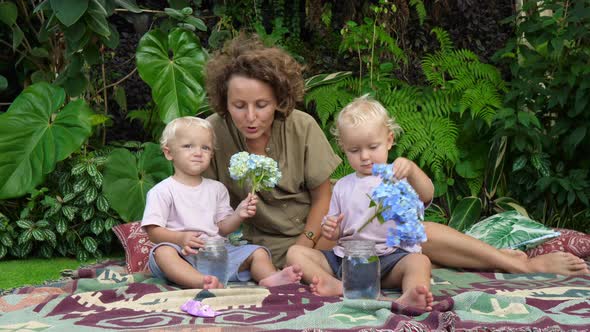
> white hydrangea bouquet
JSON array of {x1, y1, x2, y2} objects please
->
[{"x1": 228, "y1": 152, "x2": 282, "y2": 195}]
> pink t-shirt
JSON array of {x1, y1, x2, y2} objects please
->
[
  {"x1": 329, "y1": 173, "x2": 422, "y2": 257},
  {"x1": 141, "y1": 177, "x2": 234, "y2": 239}
]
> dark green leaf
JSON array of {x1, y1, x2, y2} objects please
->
[
  {"x1": 74, "y1": 177, "x2": 90, "y2": 193},
  {"x1": 62, "y1": 192, "x2": 76, "y2": 203},
  {"x1": 84, "y1": 186, "x2": 98, "y2": 203},
  {"x1": 184, "y1": 16, "x2": 206, "y2": 31},
  {"x1": 50, "y1": 0, "x2": 89, "y2": 26},
  {"x1": 71, "y1": 163, "x2": 87, "y2": 175},
  {"x1": 96, "y1": 194, "x2": 110, "y2": 212},
  {"x1": 30, "y1": 47, "x2": 50, "y2": 58},
  {"x1": 18, "y1": 229, "x2": 33, "y2": 244},
  {"x1": 136, "y1": 28, "x2": 208, "y2": 123},
  {"x1": 448, "y1": 197, "x2": 482, "y2": 232},
  {"x1": 0, "y1": 2, "x2": 18, "y2": 26},
  {"x1": 82, "y1": 236, "x2": 97, "y2": 252},
  {"x1": 91, "y1": 218, "x2": 103, "y2": 234},
  {"x1": 114, "y1": 0, "x2": 141, "y2": 13},
  {"x1": 101, "y1": 23, "x2": 119, "y2": 48},
  {"x1": 0, "y1": 83, "x2": 93, "y2": 199},
  {"x1": 55, "y1": 217, "x2": 67, "y2": 234},
  {"x1": 81, "y1": 206, "x2": 94, "y2": 220},
  {"x1": 12, "y1": 25, "x2": 24, "y2": 49},
  {"x1": 84, "y1": 1, "x2": 110, "y2": 37},
  {"x1": 0, "y1": 233, "x2": 13, "y2": 247},
  {"x1": 32, "y1": 228, "x2": 45, "y2": 241},
  {"x1": 36, "y1": 219, "x2": 49, "y2": 227},
  {"x1": 0, "y1": 75, "x2": 7, "y2": 91},
  {"x1": 61, "y1": 205, "x2": 78, "y2": 220},
  {"x1": 103, "y1": 144, "x2": 172, "y2": 221},
  {"x1": 16, "y1": 219, "x2": 34, "y2": 229},
  {"x1": 0, "y1": 245, "x2": 7, "y2": 259},
  {"x1": 39, "y1": 244, "x2": 53, "y2": 257}
]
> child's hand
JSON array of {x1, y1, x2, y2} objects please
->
[
  {"x1": 321, "y1": 214, "x2": 343, "y2": 241},
  {"x1": 392, "y1": 157, "x2": 417, "y2": 180},
  {"x1": 236, "y1": 193, "x2": 258, "y2": 219},
  {"x1": 180, "y1": 231, "x2": 204, "y2": 256}
]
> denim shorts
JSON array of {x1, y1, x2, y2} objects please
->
[
  {"x1": 321, "y1": 248, "x2": 410, "y2": 279},
  {"x1": 148, "y1": 242, "x2": 269, "y2": 283}
]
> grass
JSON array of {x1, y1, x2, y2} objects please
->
[{"x1": 0, "y1": 255, "x2": 123, "y2": 291}]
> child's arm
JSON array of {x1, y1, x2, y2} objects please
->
[
  {"x1": 217, "y1": 193, "x2": 258, "y2": 236},
  {"x1": 144, "y1": 225, "x2": 204, "y2": 255},
  {"x1": 392, "y1": 157, "x2": 434, "y2": 204}
]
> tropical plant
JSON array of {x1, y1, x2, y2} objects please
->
[
  {"x1": 136, "y1": 28, "x2": 209, "y2": 124},
  {"x1": 102, "y1": 142, "x2": 172, "y2": 222},
  {"x1": 0, "y1": 83, "x2": 94, "y2": 199},
  {"x1": 1, "y1": 151, "x2": 123, "y2": 260},
  {"x1": 493, "y1": 0, "x2": 590, "y2": 231}
]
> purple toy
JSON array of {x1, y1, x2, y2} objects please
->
[{"x1": 181, "y1": 299, "x2": 220, "y2": 317}]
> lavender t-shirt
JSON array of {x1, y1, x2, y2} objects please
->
[
  {"x1": 329, "y1": 173, "x2": 422, "y2": 257},
  {"x1": 141, "y1": 177, "x2": 234, "y2": 239}
]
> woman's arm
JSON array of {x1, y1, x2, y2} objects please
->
[{"x1": 295, "y1": 179, "x2": 333, "y2": 248}]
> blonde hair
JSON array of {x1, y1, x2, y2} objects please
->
[
  {"x1": 331, "y1": 94, "x2": 402, "y2": 146},
  {"x1": 159, "y1": 116, "x2": 216, "y2": 150}
]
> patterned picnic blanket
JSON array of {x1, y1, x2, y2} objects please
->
[{"x1": 1, "y1": 261, "x2": 589, "y2": 331}]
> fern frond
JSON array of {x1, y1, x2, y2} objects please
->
[
  {"x1": 420, "y1": 89, "x2": 458, "y2": 117},
  {"x1": 410, "y1": 0, "x2": 427, "y2": 26},
  {"x1": 305, "y1": 84, "x2": 355, "y2": 128},
  {"x1": 430, "y1": 27, "x2": 453, "y2": 53},
  {"x1": 466, "y1": 176, "x2": 484, "y2": 197},
  {"x1": 460, "y1": 83, "x2": 502, "y2": 125},
  {"x1": 379, "y1": 86, "x2": 420, "y2": 116}
]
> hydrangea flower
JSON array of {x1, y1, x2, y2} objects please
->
[
  {"x1": 358, "y1": 163, "x2": 427, "y2": 248},
  {"x1": 228, "y1": 152, "x2": 282, "y2": 194}
]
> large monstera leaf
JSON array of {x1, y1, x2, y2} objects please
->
[
  {"x1": 103, "y1": 143, "x2": 172, "y2": 221},
  {"x1": 0, "y1": 83, "x2": 93, "y2": 199},
  {"x1": 136, "y1": 28, "x2": 208, "y2": 124}
]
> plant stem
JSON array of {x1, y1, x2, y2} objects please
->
[
  {"x1": 357, "y1": 212, "x2": 379, "y2": 233},
  {"x1": 96, "y1": 68, "x2": 137, "y2": 95}
]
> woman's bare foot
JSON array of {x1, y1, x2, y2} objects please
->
[
  {"x1": 500, "y1": 248, "x2": 528, "y2": 260},
  {"x1": 527, "y1": 252, "x2": 589, "y2": 275},
  {"x1": 202, "y1": 275, "x2": 223, "y2": 289},
  {"x1": 259, "y1": 264, "x2": 304, "y2": 287},
  {"x1": 396, "y1": 285, "x2": 433, "y2": 311},
  {"x1": 310, "y1": 275, "x2": 343, "y2": 296}
]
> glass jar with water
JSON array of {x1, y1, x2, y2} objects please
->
[
  {"x1": 341, "y1": 240, "x2": 381, "y2": 299},
  {"x1": 196, "y1": 238, "x2": 229, "y2": 285}
]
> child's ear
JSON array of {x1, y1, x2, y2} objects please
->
[
  {"x1": 387, "y1": 131, "x2": 395, "y2": 150},
  {"x1": 163, "y1": 146, "x2": 174, "y2": 161}
]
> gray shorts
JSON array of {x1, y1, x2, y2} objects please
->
[
  {"x1": 148, "y1": 242, "x2": 269, "y2": 283},
  {"x1": 321, "y1": 248, "x2": 410, "y2": 280}
]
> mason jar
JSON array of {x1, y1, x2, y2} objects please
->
[
  {"x1": 196, "y1": 237, "x2": 229, "y2": 285},
  {"x1": 341, "y1": 240, "x2": 380, "y2": 300}
]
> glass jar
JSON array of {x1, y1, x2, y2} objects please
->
[
  {"x1": 341, "y1": 240, "x2": 380, "y2": 300},
  {"x1": 196, "y1": 238, "x2": 229, "y2": 285}
]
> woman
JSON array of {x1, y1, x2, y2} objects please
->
[{"x1": 203, "y1": 33, "x2": 588, "y2": 275}]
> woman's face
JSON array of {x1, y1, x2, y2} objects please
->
[{"x1": 227, "y1": 75, "x2": 277, "y2": 142}]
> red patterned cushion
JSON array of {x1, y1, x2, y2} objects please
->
[
  {"x1": 526, "y1": 228, "x2": 590, "y2": 258},
  {"x1": 112, "y1": 221, "x2": 154, "y2": 273}
]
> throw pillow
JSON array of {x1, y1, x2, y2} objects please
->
[
  {"x1": 112, "y1": 221, "x2": 154, "y2": 273},
  {"x1": 526, "y1": 228, "x2": 590, "y2": 258},
  {"x1": 464, "y1": 210, "x2": 561, "y2": 250}
]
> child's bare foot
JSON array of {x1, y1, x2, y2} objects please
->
[
  {"x1": 527, "y1": 252, "x2": 589, "y2": 275},
  {"x1": 500, "y1": 248, "x2": 528, "y2": 260},
  {"x1": 259, "y1": 264, "x2": 304, "y2": 287},
  {"x1": 202, "y1": 275, "x2": 224, "y2": 289},
  {"x1": 396, "y1": 285, "x2": 433, "y2": 311},
  {"x1": 310, "y1": 275, "x2": 343, "y2": 296}
]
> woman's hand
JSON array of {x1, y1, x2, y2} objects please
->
[
  {"x1": 321, "y1": 214, "x2": 343, "y2": 241},
  {"x1": 236, "y1": 193, "x2": 258, "y2": 219}
]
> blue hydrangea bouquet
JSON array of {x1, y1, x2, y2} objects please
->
[
  {"x1": 358, "y1": 163, "x2": 427, "y2": 248},
  {"x1": 228, "y1": 152, "x2": 282, "y2": 195}
]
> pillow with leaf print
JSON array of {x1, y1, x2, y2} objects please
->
[{"x1": 464, "y1": 210, "x2": 561, "y2": 250}]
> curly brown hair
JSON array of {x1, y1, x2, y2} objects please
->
[{"x1": 205, "y1": 33, "x2": 304, "y2": 117}]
